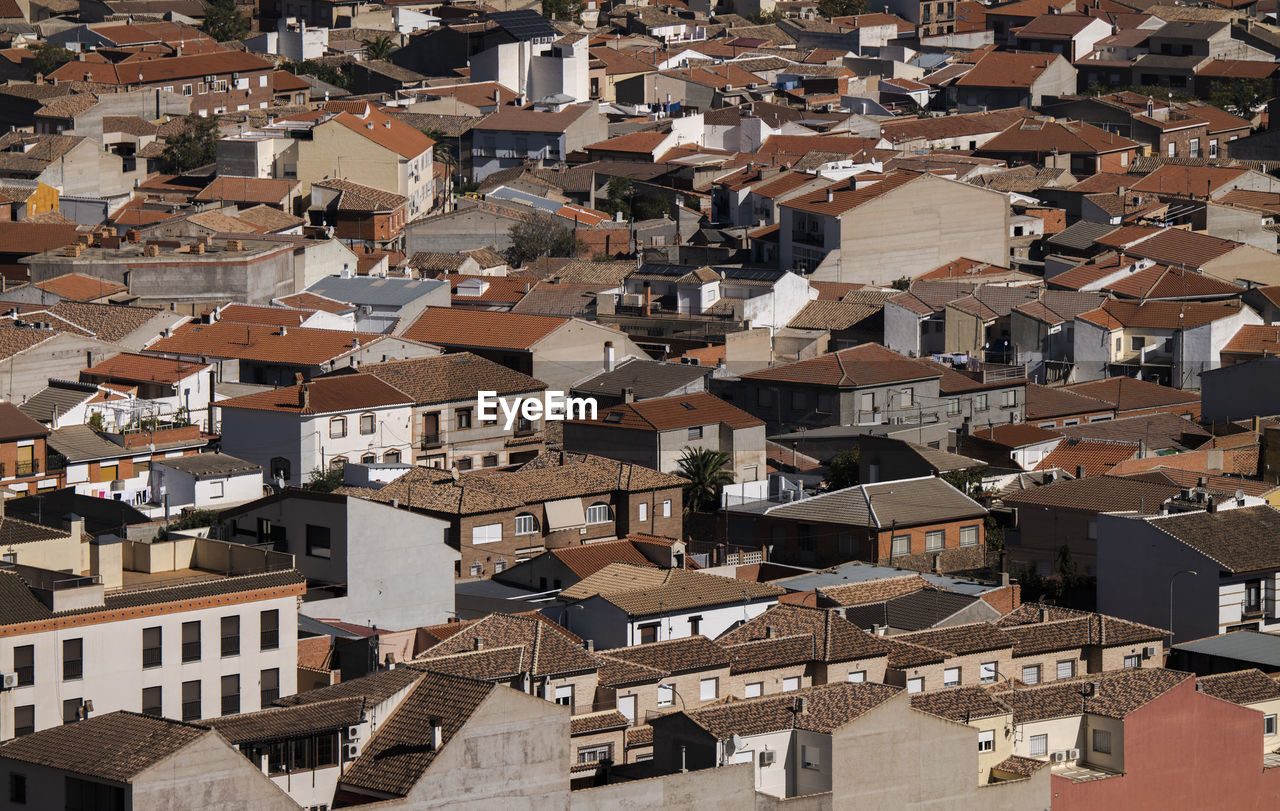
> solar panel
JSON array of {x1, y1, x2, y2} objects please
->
[{"x1": 489, "y1": 10, "x2": 559, "y2": 42}]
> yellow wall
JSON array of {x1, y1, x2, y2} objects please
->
[{"x1": 25, "y1": 182, "x2": 59, "y2": 218}]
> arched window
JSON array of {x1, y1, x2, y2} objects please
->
[
  {"x1": 329, "y1": 456, "x2": 347, "y2": 470},
  {"x1": 585, "y1": 502, "x2": 612, "y2": 525},
  {"x1": 514, "y1": 513, "x2": 539, "y2": 536},
  {"x1": 361, "y1": 453, "x2": 376, "y2": 464},
  {"x1": 359, "y1": 412, "x2": 376, "y2": 435},
  {"x1": 384, "y1": 450, "x2": 401, "y2": 463},
  {"x1": 329, "y1": 417, "x2": 346, "y2": 438}
]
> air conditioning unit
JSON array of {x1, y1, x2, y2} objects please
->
[
  {"x1": 1142, "y1": 645, "x2": 1157, "y2": 659},
  {"x1": 346, "y1": 725, "x2": 361, "y2": 740},
  {"x1": 344, "y1": 743, "x2": 361, "y2": 759},
  {"x1": 759, "y1": 750, "x2": 776, "y2": 767},
  {"x1": 621, "y1": 293, "x2": 644, "y2": 307},
  {"x1": 1067, "y1": 748, "x2": 1081, "y2": 760},
  {"x1": 1, "y1": 673, "x2": 16, "y2": 690},
  {"x1": 1051, "y1": 751, "x2": 1069, "y2": 763}
]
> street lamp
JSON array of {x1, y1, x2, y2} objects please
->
[
  {"x1": 659, "y1": 682, "x2": 686, "y2": 712},
  {"x1": 1169, "y1": 570, "x2": 1198, "y2": 646}
]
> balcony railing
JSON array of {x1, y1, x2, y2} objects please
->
[
  {"x1": 790, "y1": 229, "x2": 825, "y2": 247},
  {"x1": 14, "y1": 460, "x2": 37, "y2": 476},
  {"x1": 142, "y1": 648, "x2": 162, "y2": 668},
  {"x1": 421, "y1": 434, "x2": 443, "y2": 449}
]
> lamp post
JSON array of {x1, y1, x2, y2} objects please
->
[
  {"x1": 659, "y1": 682, "x2": 686, "y2": 712},
  {"x1": 1169, "y1": 570, "x2": 1198, "y2": 646}
]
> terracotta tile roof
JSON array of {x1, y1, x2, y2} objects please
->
[
  {"x1": 972, "y1": 423, "x2": 1062, "y2": 448},
  {"x1": 956, "y1": 51, "x2": 1063, "y2": 89},
  {"x1": 997, "y1": 605, "x2": 1165, "y2": 652},
  {"x1": 1015, "y1": 11, "x2": 1102, "y2": 36},
  {"x1": 562, "y1": 562, "x2": 784, "y2": 616},
  {"x1": 1144, "y1": 505, "x2": 1280, "y2": 574},
  {"x1": 981, "y1": 118, "x2": 1139, "y2": 154},
  {"x1": 0, "y1": 711, "x2": 210, "y2": 783},
  {"x1": 1105, "y1": 265, "x2": 1242, "y2": 300},
  {"x1": 206, "y1": 697, "x2": 366, "y2": 744},
  {"x1": 1062, "y1": 377, "x2": 1199, "y2": 413},
  {"x1": 313, "y1": 177, "x2": 407, "y2": 211},
  {"x1": 723, "y1": 633, "x2": 816, "y2": 673},
  {"x1": 421, "y1": 613, "x2": 596, "y2": 678},
  {"x1": 586, "y1": 131, "x2": 671, "y2": 154},
  {"x1": 994, "y1": 755, "x2": 1051, "y2": 776},
  {"x1": 400, "y1": 307, "x2": 567, "y2": 350},
  {"x1": 546, "y1": 537, "x2": 673, "y2": 579},
  {"x1": 363, "y1": 353, "x2": 543, "y2": 406},
  {"x1": 0, "y1": 402, "x2": 51, "y2": 442},
  {"x1": 275, "y1": 666, "x2": 426, "y2": 708},
  {"x1": 1053, "y1": 412, "x2": 1208, "y2": 450},
  {"x1": 476, "y1": 104, "x2": 594, "y2": 134},
  {"x1": 742, "y1": 342, "x2": 940, "y2": 388},
  {"x1": 338, "y1": 671, "x2": 495, "y2": 798},
  {"x1": 1024, "y1": 383, "x2": 1112, "y2": 421},
  {"x1": 1117, "y1": 228, "x2": 1240, "y2": 269},
  {"x1": 234, "y1": 205, "x2": 304, "y2": 232},
  {"x1": 146, "y1": 322, "x2": 393, "y2": 366},
  {"x1": 991, "y1": 668, "x2": 1190, "y2": 722},
  {"x1": 1196, "y1": 669, "x2": 1280, "y2": 705},
  {"x1": 49, "y1": 49, "x2": 272, "y2": 85},
  {"x1": 322, "y1": 101, "x2": 435, "y2": 159},
  {"x1": 1197, "y1": 59, "x2": 1277, "y2": 79},
  {"x1": 815, "y1": 574, "x2": 931, "y2": 606},
  {"x1": 1121, "y1": 467, "x2": 1277, "y2": 499},
  {"x1": 676, "y1": 681, "x2": 900, "y2": 737},
  {"x1": 717, "y1": 603, "x2": 892, "y2": 662},
  {"x1": 1076, "y1": 299, "x2": 1244, "y2": 330},
  {"x1": 625, "y1": 724, "x2": 653, "y2": 746},
  {"x1": 419, "y1": 645, "x2": 527, "y2": 680},
  {"x1": 576, "y1": 391, "x2": 761, "y2": 432},
  {"x1": 192, "y1": 176, "x2": 296, "y2": 204},
  {"x1": 217, "y1": 372, "x2": 411, "y2": 415},
  {"x1": 82, "y1": 352, "x2": 208, "y2": 385},
  {"x1": 1129, "y1": 164, "x2": 1249, "y2": 197},
  {"x1": 596, "y1": 652, "x2": 668, "y2": 687},
  {"x1": 1033, "y1": 438, "x2": 1139, "y2": 477},
  {"x1": 786, "y1": 297, "x2": 888, "y2": 331},
  {"x1": 600, "y1": 636, "x2": 730, "y2": 674},
  {"x1": 779, "y1": 171, "x2": 917, "y2": 217},
  {"x1": 215, "y1": 304, "x2": 318, "y2": 328},
  {"x1": 894, "y1": 622, "x2": 1015, "y2": 656},
  {"x1": 910, "y1": 686, "x2": 1010, "y2": 721},
  {"x1": 1222, "y1": 325, "x2": 1280, "y2": 357},
  {"x1": 571, "y1": 709, "x2": 630, "y2": 736},
  {"x1": 32, "y1": 273, "x2": 127, "y2": 301}
]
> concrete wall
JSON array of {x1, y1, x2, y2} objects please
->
[
  {"x1": 3, "y1": 332, "x2": 120, "y2": 404},
  {"x1": 1201, "y1": 358, "x2": 1280, "y2": 422},
  {"x1": 569, "y1": 762, "x2": 758, "y2": 810},
  {"x1": 532, "y1": 319, "x2": 650, "y2": 391}
]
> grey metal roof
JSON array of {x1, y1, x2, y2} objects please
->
[
  {"x1": 1173, "y1": 630, "x2": 1280, "y2": 669},
  {"x1": 47, "y1": 424, "x2": 138, "y2": 462},
  {"x1": 18, "y1": 381, "x2": 96, "y2": 423},
  {"x1": 305, "y1": 276, "x2": 448, "y2": 308},
  {"x1": 1045, "y1": 220, "x2": 1116, "y2": 251},
  {"x1": 154, "y1": 452, "x2": 261, "y2": 479},
  {"x1": 571, "y1": 359, "x2": 710, "y2": 399},
  {"x1": 762, "y1": 475, "x2": 987, "y2": 529},
  {"x1": 773, "y1": 560, "x2": 1001, "y2": 596},
  {"x1": 843, "y1": 588, "x2": 982, "y2": 632}
]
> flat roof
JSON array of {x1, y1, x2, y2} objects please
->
[
  {"x1": 774, "y1": 560, "x2": 1002, "y2": 596},
  {"x1": 1174, "y1": 630, "x2": 1280, "y2": 669}
]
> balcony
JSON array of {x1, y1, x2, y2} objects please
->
[
  {"x1": 14, "y1": 459, "x2": 37, "y2": 476},
  {"x1": 420, "y1": 434, "x2": 443, "y2": 450},
  {"x1": 790, "y1": 229, "x2": 826, "y2": 247}
]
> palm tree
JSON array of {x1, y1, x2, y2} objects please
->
[
  {"x1": 677, "y1": 447, "x2": 733, "y2": 514},
  {"x1": 362, "y1": 34, "x2": 396, "y2": 61}
]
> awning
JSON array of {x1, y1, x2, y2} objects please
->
[{"x1": 544, "y1": 498, "x2": 586, "y2": 531}]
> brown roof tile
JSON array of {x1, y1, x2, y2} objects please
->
[
  {"x1": 217, "y1": 372, "x2": 411, "y2": 415},
  {"x1": 363, "y1": 353, "x2": 544, "y2": 406},
  {"x1": 600, "y1": 636, "x2": 730, "y2": 674},
  {"x1": 420, "y1": 613, "x2": 597, "y2": 678},
  {"x1": 1033, "y1": 438, "x2": 1139, "y2": 477},
  {"x1": 1196, "y1": 669, "x2": 1280, "y2": 705},
  {"x1": 146, "y1": 322, "x2": 395, "y2": 366},
  {"x1": 894, "y1": 622, "x2": 1016, "y2": 656},
  {"x1": 991, "y1": 668, "x2": 1190, "y2": 722},
  {"x1": 1144, "y1": 505, "x2": 1280, "y2": 574},
  {"x1": 910, "y1": 686, "x2": 1009, "y2": 721},
  {"x1": 716, "y1": 603, "x2": 892, "y2": 663},
  {"x1": 400, "y1": 307, "x2": 567, "y2": 350},
  {"x1": 205, "y1": 697, "x2": 366, "y2": 744},
  {"x1": 563, "y1": 563, "x2": 785, "y2": 616},
  {"x1": 574, "y1": 391, "x2": 762, "y2": 432},
  {"x1": 741, "y1": 342, "x2": 941, "y2": 388},
  {"x1": 675, "y1": 681, "x2": 900, "y2": 737}
]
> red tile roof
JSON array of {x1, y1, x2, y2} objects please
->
[
  {"x1": 146, "y1": 322, "x2": 394, "y2": 366},
  {"x1": 742, "y1": 342, "x2": 941, "y2": 388},
  {"x1": 217, "y1": 372, "x2": 411, "y2": 415},
  {"x1": 82, "y1": 353, "x2": 209, "y2": 385},
  {"x1": 32, "y1": 273, "x2": 126, "y2": 301},
  {"x1": 323, "y1": 102, "x2": 435, "y2": 159},
  {"x1": 1128, "y1": 164, "x2": 1249, "y2": 197},
  {"x1": 981, "y1": 118, "x2": 1138, "y2": 155},
  {"x1": 1033, "y1": 438, "x2": 1139, "y2": 477},
  {"x1": 575, "y1": 391, "x2": 763, "y2": 432},
  {"x1": 972, "y1": 423, "x2": 1062, "y2": 448},
  {"x1": 780, "y1": 171, "x2": 918, "y2": 217},
  {"x1": 48, "y1": 49, "x2": 272, "y2": 85},
  {"x1": 1221, "y1": 325, "x2": 1280, "y2": 358},
  {"x1": 400, "y1": 307, "x2": 567, "y2": 350},
  {"x1": 1076, "y1": 299, "x2": 1244, "y2": 330},
  {"x1": 955, "y1": 51, "x2": 1064, "y2": 89}
]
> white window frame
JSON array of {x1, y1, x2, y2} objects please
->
[
  {"x1": 1123, "y1": 654, "x2": 1141, "y2": 669},
  {"x1": 209, "y1": 480, "x2": 224, "y2": 499},
  {"x1": 699, "y1": 677, "x2": 717, "y2": 701},
  {"x1": 907, "y1": 677, "x2": 924, "y2": 694},
  {"x1": 978, "y1": 729, "x2": 994, "y2": 753},
  {"x1": 657, "y1": 684, "x2": 673, "y2": 707},
  {"x1": 662, "y1": 500, "x2": 671, "y2": 517},
  {"x1": 585, "y1": 503, "x2": 611, "y2": 524},
  {"x1": 744, "y1": 682, "x2": 762, "y2": 698},
  {"x1": 960, "y1": 525, "x2": 979, "y2": 546},
  {"x1": 891, "y1": 535, "x2": 910, "y2": 557},
  {"x1": 514, "y1": 513, "x2": 538, "y2": 536},
  {"x1": 943, "y1": 667, "x2": 960, "y2": 687},
  {"x1": 782, "y1": 676, "x2": 799, "y2": 692},
  {"x1": 638, "y1": 502, "x2": 647, "y2": 522},
  {"x1": 471, "y1": 523, "x2": 502, "y2": 545},
  {"x1": 979, "y1": 662, "x2": 997, "y2": 684},
  {"x1": 1266, "y1": 714, "x2": 1277, "y2": 736},
  {"x1": 847, "y1": 670, "x2": 866, "y2": 683},
  {"x1": 1030, "y1": 734, "x2": 1048, "y2": 757},
  {"x1": 925, "y1": 530, "x2": 944, "y2": 551}
]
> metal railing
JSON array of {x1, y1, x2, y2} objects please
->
[{"x1": 143, "y1": 648, "x2": 162, "y2": 668}]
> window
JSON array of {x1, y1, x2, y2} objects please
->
[
  {"x1": 959, "y1": 525, "x2": 979, "y2": 546},
  {"x1": 482, "y1": 453, "x2": 498, "y2": 468},
  {"x1": 944, "y1": 667, "x2": 960, "y2": 687},
  {"x1": 63, "y1": 698, "x2": 82, "y2": 724},
  {"x1": 1209, "y1": 139, "x2": 1219, "y2": 159},
  {"x1": 1266, "y1": 715, "x2": 1277, "y2": 736},
  {"x1": 9, "y1": 772, "x2": 25, "y2": 804},
  {"x1": 978, "y1": 730, "x2": 994, "y2": 753},
  {"x1": 745, "y1": 682, "x2": 762, "y2": 698},
  {"x1": 261, "y1": 610, "x2": 279, "y2": 651},
  {"x1": 329, "y1": 417, "x2": 346, "y2": 438},
  {"x1": 1001, "y1": 390, "x2": 1016, "y2": 408},
  {"x1": 1057, "y1": 659, "x2": 1075, "y2": 680},
  {"x1": 640, "y1": 623, "x2": 659, "y2": 645},
  {"x1": 925, "y1": 530, "x2": 944, "y2": 551},
  {"x1": 790, "y1": 391, "x2": 806, "y2": 411},
  {"x1": 1131, "y1": 336, "x2": 1145, "y2": 351},
  {"x1": 1092, "y1": 729, "x2": 1112, "y2": 754},
  {"x1": 269, "y1": 456, "x2": 291, "y2": 483},
  {"x1": 182, "y1": 680, "x2": 201, "y2": 722},
  {"x1": 182, "y1": 621, "x2": 201, "y2": 662},
  {"x1": 209, "y1": 480, "x2": 224, "y2": 499},
  {"x1": 1189, "y1": 138, "x2": 1200, "y2": 158},
  {"x1": 817, "y1": 393, "x2": 834, "y2": 414},
  {"x1": 142, "y1": 686, "x2": 162, "y2": 717},
  {"x1": 1087, "y1": 520, "x2": 1098, "y2": 541},
  {"x1": 99, "y1": 462, "x2": 118, "y2": 482},
  {"x1": 782, "y1": 676, "x2": 800, "y2": 692},
  {"x1": 798, "y1": 525, "x2": 814, "y2": 553},
  {"x1": 456, "y1": 408, "x2": 473, "y2": 429},
  {"x1": 554, "y1": 684, "x2": 573, "y2": 708},
  {"x1": 514, "y1": 513, "x2": 538, "y2": 535},
  {"x1": 457, "y1": 457, "x2": 473, "y2": 471},
  {"x1": 657, "y1": 684, "x2": 673, "y2": 707},
  {"x1": 182, "y1": 83, "x2": 192, "y2": 96},
  {"x1": 65, "y1": 777, "x2": 123, "y2": 810},
  {"x1": 1246, "y1": 580, "x2": 1262, "y2": 613},
  {"x1": 975, "y1": 394, "x2": 988, "y2": 412},
  {"x1": 979, "y1": 662, "x2": 997, "y2": 684},
  {"x1": 361, "y1": 453, "x2": 376, "y2": 465},
  {"x1": 330, "y1": 456, "x2": 347, "y2": 471},
  {"x1": 62, "y1": 638, "x2": 83, "y2": 681},
  {"x1": 384, "y1": 450, "x2": 401, "y2": 463},
  {"x1": 847, "y1": 670, "x2": 866, "y2": 683},
  {"x1": 1114, "y1": 337, "x2": 1122, "y2": 354},
  {"x1": 947, "y1": 398, "x2": 960, "y2": 416},
  {"x1": 305, "y1": 524, "x2": 331, "y2": 559},
  {"x1": 891, "y1": 535, "x2": 910, "y2": 556},
  {"x1": 801, "y1": 745, "x2": 821, "y2": 770},
  {"x1": 261, "y1": 668, "x2": 280, "y2": 706},
  {"x1": 1022, "y1": 664, "x2": 1041, "y2": 685},
  {"x1": 688, "y1": 426, "x2": 703, "y2": 440},
  {"x1": 1168, "y1": 142, "x2": 1176, "y2": 157},
  {"x1": 472, "y1": 523, "x2": 501, "y2": 544},
  {"x1": 578, "y1": 743, "x2": 612, "y2": 763},
  {"x1": 638, "y1": 502, "x2": 647, "y2": 522},
  {"x1": 1030, "y1": 734, "x2": 1048, "y2": 757},
  {"x1": 8, "y1": 704, "x2": 36, "y2": 744},
  {"x1": 14, "y1": 645, "x2": 33, "y2": 686},
  {"x1": 662, "y1": 500, "x2": 671, "y2": 517},
  {"x1": 1123, "y1": 654, "x2": 1141, "y2": 669},
  {"x1": 221, "y1": 616, "x2": 240, "y2": 658},
  {"x1": 139, "y1": 626, "x2": 163, "y2": 669},
  {"x1": 899, "y1": 387, "x2": 914, "y2": 408},
  {"x1": 907, "y1": 677, "x2": 924, "y2": 694},
  {"x1": 686, "y1": 675, "x2": 716, "y2": 702},
  {"x1": 585, "y1": 503, "x2": 611, "y2": 524}
]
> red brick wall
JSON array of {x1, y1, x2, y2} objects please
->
[{"x1": 1023, "y1": 207, "x2": 1066, "y2": 235}]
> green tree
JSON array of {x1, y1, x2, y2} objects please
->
[
  {"x1": 161, "y1": 114, "x2": 219, "y2": 173},
  {"x1": 542, "y1": 0, "x2": 584, "y2": 20},
  {"x1": 424, "y1": 127, "x2": 458, "y2": 179},
  {"x1": 746, "y1": 9, "x2": 784, "y2": 23},
  {"x1": 31, "y1": 42, "x2": 73, "y2": 77},
  {"x1": 362, "y1": 34, "x2": 396, "y2": 61},
  {"x1": 677, "y1": 447, "x2": 733, "y2": 513},
  {"x1": 304, "y1": 466, "x2": 344, "y2": 493},
  {"x1": 504, "y1": 212, "x2": 584, "y2": 266},
  {"x1": 941, "y1": 465, "x2": 988, "y2": 497},
  {"x1": 817, "y1": 0, "x2": 867, "y2": 18},
  {"x1": 1207, "y1": 78, "x2": 1270, "y2": 120},
  {"x1": 825, "y1": 448, "x2": 859, "y2": 491},
  {"x1": 891, "y1": 277, "x2": 911, "y2": 291},
  {"x1": 202, "y1": 0, "x2": 249, "y2": 42},
  {"x1": 285, "y1": 59, "x2": 353, "y2": 90}
]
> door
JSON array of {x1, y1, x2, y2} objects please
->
[{"x1": 422, "y1": 413, "x2": 440, "y2": 447}]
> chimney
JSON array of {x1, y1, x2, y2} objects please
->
[
  {"x1": 63, "y1": 244, "x2": 82, "y2": 257},
  {"x1": 825, "y1": 188, "x2": 834, "y2": 203},
  {"x1": 584, "y1": 639, "x2": 594, "y2": 652},
  {"x1": 192, "y1": 242, "x2": 205, "y2": 255},
  {"x1": 1206, "y1": 496, "x2": 1217, "y2": 514},
  {"x1": 125, "y1": 229, "x2": 140, "y2": 243},
  {"x1": 430, "y1": 724, "x2": 443, "y2": 749},
  {"x1": 143, "y1": 244, "x2": 160, "y2": 257},
  {"x1": 279, "y1": 326, "x2": 287, "y2": 337},
  {"x1": 1076, "y1": 464, "x2": 1086, "y2": 479},
  {"x1": 795, "y1": 696, "x2": 808, "y2": 714},
  {"x1": 765, "y1": 625, "x2": 776, "y2": 638},
  {"x1": 604, "y1": 341, "x2": 615, "y2": 372},
  {"x1": 227, "y1": 239, "x2": 242, "y2": 251},
  {"x1": 622, "y1": 387, "x2": 635, "y2": 404},
  {"x1": 474, "y1": 637, "x2": 485, "y2": 650},
  {"x1": 89, "y1": 534, "x2": 122, "y2": 591}
]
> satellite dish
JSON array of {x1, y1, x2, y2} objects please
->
[
  {"x1": 731, "y1": 733, "x2": 745, "y2": 753},
  {"x1": 1236, "y1": 489, "x2": 1245, "y2": 502}
]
